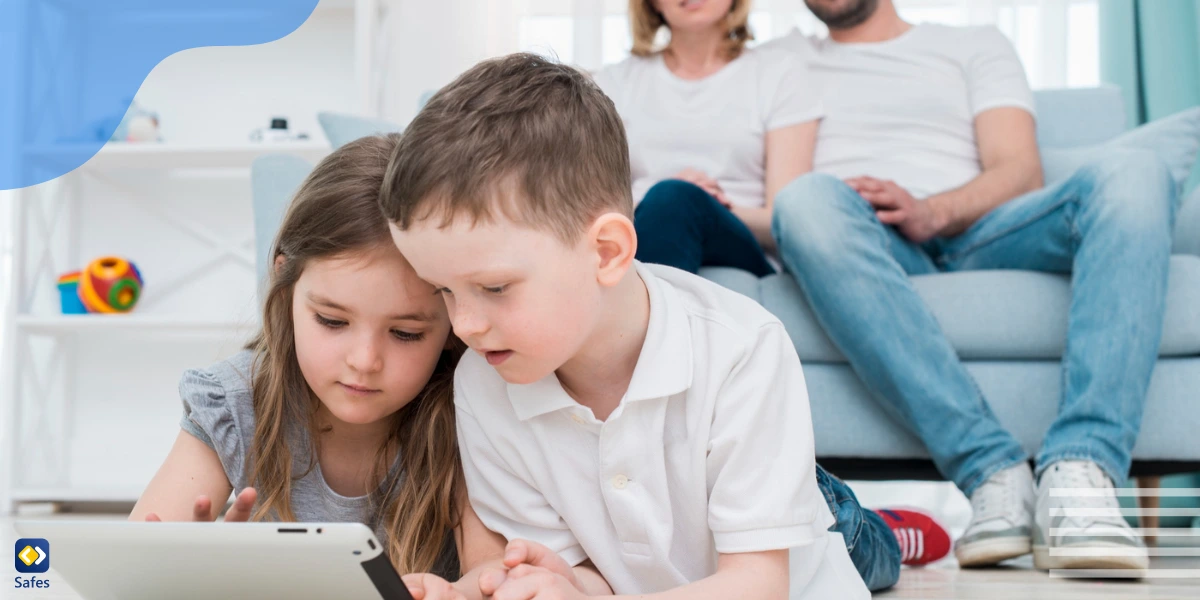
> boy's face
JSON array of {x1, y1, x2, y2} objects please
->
[{"x1": 391, "y1": 212, "x2": 605, "y2": 385}]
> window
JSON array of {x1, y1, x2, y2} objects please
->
[{"x1": 512, "y1": 0, "x2": 1100, "y2": 89}]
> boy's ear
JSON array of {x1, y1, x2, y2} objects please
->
[{"x1": 588, "y1": 212, "x2": 637, "y2": 288}]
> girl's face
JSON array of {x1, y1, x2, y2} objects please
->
[
  {"x1": 292, "y1": 246, "x2": 452, "y2": 431},
  {"x1": 654, "y1": 0, "x2": 734, "y2": 35}
]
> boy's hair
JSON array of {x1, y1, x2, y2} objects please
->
[
  {"x1": 380, "y1": 52, "x2": 632, "y2": 244},
  {"x1": 249, "y1": 134, "x2": 466, "y2": 578}
]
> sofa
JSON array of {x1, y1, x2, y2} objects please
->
[{"x1": 252, "y1": 86, "x2": 1200, "y2": 483}]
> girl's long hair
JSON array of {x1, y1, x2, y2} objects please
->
[{"x1": 246, "y1": 133, "x2": 467, "y2": 576}]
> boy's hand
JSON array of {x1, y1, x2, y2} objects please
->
[
  {"x1": 143, "y1": 487, "x2": 257, "y2": 522},
  {"x1": 402, "y1": 573, "x2": 466, "y2": 600},
  {"x1": 479, "y1": 539, "x2": 579, "y2": 596},
  {"x1": 491, "y1": 565, "x2": 588, "y2": 600}
]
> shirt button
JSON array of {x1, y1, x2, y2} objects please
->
[{"x1": 612, "y1": 474, "x2": 629, "y2": 490}]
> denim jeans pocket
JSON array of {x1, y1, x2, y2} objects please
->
[{"x1": 817, "y1": 466, "x2": 865, "y2": 552}]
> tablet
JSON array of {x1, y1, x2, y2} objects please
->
[{"x1": 14, "y1": 520, "x2": 415, "y2": 599}]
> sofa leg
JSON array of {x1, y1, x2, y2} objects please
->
[{"x1": 1138, "y1": 475, "x2": 1161, "y2": 547}]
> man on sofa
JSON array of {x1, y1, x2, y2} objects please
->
[{"x1": 768, "y1": 0, "x2": 1176, "y2": 573}]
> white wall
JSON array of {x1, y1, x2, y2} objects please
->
[
  {"x1": 376, "y1": 0, "x2": 514, "y2": 125},
  {"x1": 134, "y1": 9, "x2": 357, "y2": 145}
]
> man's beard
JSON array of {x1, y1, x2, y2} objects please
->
[{"x1": 805, "y1": 0, "x2": 880, "y2": 30}]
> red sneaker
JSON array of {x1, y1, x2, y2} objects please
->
[{"x1": 876, "y1": 508, "x2": 951, "y2": 566}]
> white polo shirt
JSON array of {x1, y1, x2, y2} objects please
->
[{"x1": 455, "y1": 262, "x2": 869, "y2": 599}]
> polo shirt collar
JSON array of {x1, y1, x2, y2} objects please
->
[{"x1": 507, "y1": 261, "x2": 694, "y2": 421}]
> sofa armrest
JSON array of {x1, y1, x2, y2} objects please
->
[{"x1": 1176, "y1": 186, "x2": 1200, "y2": 256}]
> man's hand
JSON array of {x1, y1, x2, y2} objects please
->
[
  {"x1": 845, "y1": 176, "x2": 948, "y2": 243},
  {"x1": 143, "y1": 487, "x2": 257, "y2": 522},
  {"x1": 402, "y1": 573, "x2": 467, "y2": 600},
  {"x1": 490, "y1": 565, "x2": 588, "y2": 600},
  {"x1": 479, "y1": 539, "x2": 580, "y2": 597},
  {"x1": 672, "y1": 169, "x2": 731, "y2": 207}
]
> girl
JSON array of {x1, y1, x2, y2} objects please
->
[
  {"x1": 130, "y1": 134, "x2": 509, "y2": 598},
  {"x1": 592, "y1": 0, "x2": 950, "y2": 591}
]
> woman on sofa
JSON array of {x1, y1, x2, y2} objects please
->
[
  {"x1": 592, "y1": 0, "x2": 817, "y2": 276},
  {"x1": 590, "y1": 0, "x2": 950, "y2": 592}
]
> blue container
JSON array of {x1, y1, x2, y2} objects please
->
[{"x1": 57, "y1": 280, "x2": 88, "y2": 314}]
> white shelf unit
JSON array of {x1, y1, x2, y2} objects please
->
[
  {"x1": 15, "y1": 315, "x2": 258, "y2": 336},
  {"x1": 1, "y1": 0, "x2": 383, "y2": 514},
  {"x1": 23, "y1": 141, "x2": 331, "y2": 172}
]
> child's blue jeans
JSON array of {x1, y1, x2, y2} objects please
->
[{"x1": 817, "y1": 465, "x2": 902, "y2": 592}]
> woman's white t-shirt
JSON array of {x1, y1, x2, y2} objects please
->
[{"x1": 593, "y1": 46, "x2": 823, "y2": 209}]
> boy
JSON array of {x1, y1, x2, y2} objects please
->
[{"x1": 383, "y1": 53, "x2": 871, "y2": 599}]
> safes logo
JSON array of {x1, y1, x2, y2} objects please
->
[
  {"x1": 13, "y1": 539, "x2": 51, "y2": 591},
  {"x1": 14, "y1": 539, "x2": 48, "y2": 574}
]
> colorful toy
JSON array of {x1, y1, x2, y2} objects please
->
[
  {"x1": 72, "y1": 256, "x2": 145, "y2": 314},
  {"x1": 56, "y1": 272, "x2": 88, "y2": 314}
]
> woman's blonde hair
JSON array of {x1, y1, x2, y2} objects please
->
[
  {"x1": 629, "y1": 0, "x2": 754, "y2": 59},
  {"x1": 246, "y1": 133, "x2": 467, "y2": 577}
]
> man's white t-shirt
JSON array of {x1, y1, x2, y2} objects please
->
[
  {"x1": 455, "y1": 262, "x2": 869, "y2": 599},
  {"x1": 593, "y1": 46, "x2": 823, "y2": 208},
  {"x1": 765, "y1": 24, "x2": 1035, "y2": 199}
]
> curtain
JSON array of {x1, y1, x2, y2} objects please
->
[{"x1": 1100, "y1": 0, "x2": 1200, "y2": 127}]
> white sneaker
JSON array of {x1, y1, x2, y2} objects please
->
[
  {"x1": 1033, "y1": 460, "x2": 1148, "y2": 576},
  {"x1": 954, "y1": 463, "x2": 1035, "y2": 567}
]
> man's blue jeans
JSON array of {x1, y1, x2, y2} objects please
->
[{"x1": 773, "y1": 150, "x2": 1177, "y2": 496}]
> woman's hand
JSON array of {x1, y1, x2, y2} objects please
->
[
  {"x1": 672, "y1": 169, "x2": 730, "y2": 206},
  {"x1": 143, "y1": 487, "x2": 257, "y2": 522},
  {"x1": 402, "y1": 573, "x2": 468, "y2": 600}
]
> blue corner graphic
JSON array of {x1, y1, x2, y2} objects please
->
[{"x1": 0, "y1": 0, "x2": 320, "y2": 190}]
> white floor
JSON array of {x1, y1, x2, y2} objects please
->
[
  {"x1": 5, "y1": 508, "x2": 1199, "y2": 600},
  {"x1": 878, "y1": 554, "x2": 1200, "y2": 599}
]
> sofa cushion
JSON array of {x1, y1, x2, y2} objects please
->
[
  {"x1": 1032, "y1": 86, "x2": 1127, "y2": 149},
  {"x1": 317, "y1": 111, "x2": 403, "y2": 149},
  {"x1": 251, "y1": 154, "x2": 313, "y2": 291},
  {"x1": 700, "y1": 254, "x2": 1200, "y2": 361},
  {"x1": 1041, "y1": 106, "x2": 1200, "y2": 192},
  {"x1": 803, "y1": 359, "x2": 1200, "y2": 463},
  {"x1": 1177, "y1": 186, "x2": 1200, "y2": 257}
]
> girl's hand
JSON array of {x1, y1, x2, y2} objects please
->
[
  {"x1": 402, "y1": 573, "x2": 466, "y2": 600},
  {"x1": 143, "y1": 487, "x2": 257, "y2": 522},
  {"x1": 491, "y1": 565, "x2": 588, "y2": 600}
]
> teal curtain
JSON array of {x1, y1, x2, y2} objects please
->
[
  {"x1": 1100, "y1": 0, "x2": 1200, "y2": 125},
  {"x1": 1102, "y1": 1, "x2": 1200, "y2": 524},
  {"x1": 1100, "y1": 0, "x2": 1200, "y2": 190}
]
